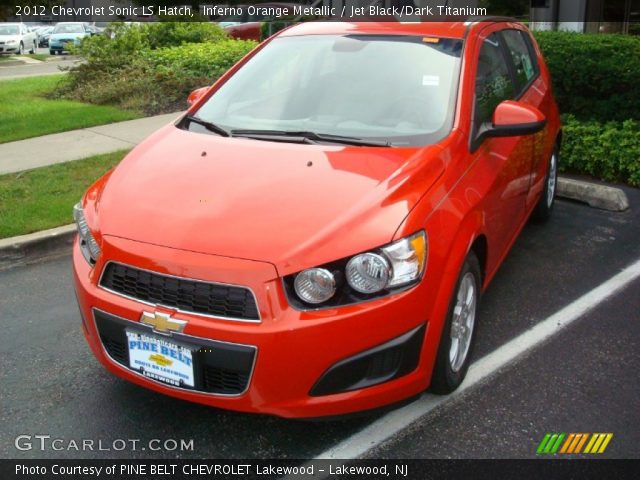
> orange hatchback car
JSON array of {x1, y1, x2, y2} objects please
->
[{"x1": 73, "y1": 20, "x2": 561, "y2": 418}]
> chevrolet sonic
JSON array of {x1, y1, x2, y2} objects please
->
[{"x1": 73, "y1": 21, "x2": 561, "y2": 418}]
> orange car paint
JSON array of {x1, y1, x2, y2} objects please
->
[{"x1": 73, "y1": 21, "x2": 561, "y2": 418}]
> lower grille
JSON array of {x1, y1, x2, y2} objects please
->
[
  {"x1": 203, "y1": 366, "x2": 250, "y2": 395},
  {"x1": 94, "y1": 309, "x2": 256, "y2": 395},
  {"x1": 102, "y1": 337, "x2": 127, "y2": 364},
  {"x1": 100, "y1": 262, "x2": 260, "y2": 321}
]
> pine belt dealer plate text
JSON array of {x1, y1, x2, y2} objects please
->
[{"x1": 126, "y1": 330, "x2": 195, "y2": 387}]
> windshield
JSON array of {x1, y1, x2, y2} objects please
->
[
  {"x1": 0, "y1": 25, "x2": 19, "y2": 35},
  {"x1": 194, "y1": 35, "x2": 463, "y2": 146},
  {"x1": 53, "y1": 24, "x2": 84, "y2": 34}
]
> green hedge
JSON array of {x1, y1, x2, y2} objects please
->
[
  {"x1": 62, "y1": 24, "x2": 256, "y2": 115},
  {"x1": 561, "y1": 115, "x2": 640, "y2": 187},
  {"x1": 145, "y1": 40, "x2": 256, "y2": 79},
  {"x1": 533, "y1": 31, "x2": 640, "y2": 122},
  {"x1": 532, "y1": 31, "x2": 640, "y2": 187}
]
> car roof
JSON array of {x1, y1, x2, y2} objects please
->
[
  {"x1": 278, "y1": 21, "x2": 470, "y2": 39},
  {"x1": 278, "y1": 20, "x2": 520, "y2": 40}
]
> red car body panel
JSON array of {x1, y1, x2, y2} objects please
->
[{"x1": 74, "y1": 21, "x2": 561, "y2": 418}]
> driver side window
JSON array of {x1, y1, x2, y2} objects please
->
[{"x1": 474, "y1": 33, "x2": 514, "y2": 134}]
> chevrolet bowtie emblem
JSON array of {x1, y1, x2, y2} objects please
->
[{"x1": 140, "y1": 311, "x2": 186, "y2": 335}]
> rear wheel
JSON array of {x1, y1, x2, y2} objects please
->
[
  {"x1": 430, "y1": 251, "x2": 481, "y2": 394},
  {"x1": 49, "y1": 50, "x2": 55, "y2": 55},
  {"x1": 532, "y1": 146, "x2": 559, "y2": 221}
]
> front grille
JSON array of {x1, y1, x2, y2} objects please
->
[
  {"x1": 94, "y1": 309, "x2": 256, "y2": 395},
  {"x1": 100, "y1": 262, "x2": 260, "y2": 321}
]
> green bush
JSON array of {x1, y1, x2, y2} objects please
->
[
  {"x1": 561, "y1": 115, "x2": 640, "y2": 187},
  {"x1": 62, "y1": 39, "x2": 256, "y2": 115},
  {"x1": 143, "y1": 22, "x2": 228, "y2": 49},
  {"x1": 145, "y1": 40, "x2": 256, "y2": 79},
  {"x1": 533, "y1": 31, "x2": 640, "y2": 122}
]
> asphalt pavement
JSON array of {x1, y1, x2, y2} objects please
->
[
  {"x1": 0, "y1": 50, "x2": 77, "y2": 80},
  {"x1": 1, "y1": 189, "x2": 639, "y2": 459}
]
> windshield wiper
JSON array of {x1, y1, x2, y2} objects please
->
[
  {"x1": 230, "y1": 129, "x2": 391, "y2": 147},
  {"x1": 185, "y1": 115, "x2": 230, "y2": 137}
]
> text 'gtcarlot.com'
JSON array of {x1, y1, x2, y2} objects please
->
[{"x1": 14, "y1": 435, "x2": 194, "y2": 452}]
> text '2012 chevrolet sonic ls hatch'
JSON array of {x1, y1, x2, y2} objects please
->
[{"x1": 73, "y1": 21, "x2": 560, "y2": 418}]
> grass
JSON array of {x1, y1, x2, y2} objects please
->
[
  {"x1": 0, "y1": 150, "x2": 129, "y2": 239},
  {"x1": 0, "y1": 75, "x2": 141, "y2": 144},
  {"x1": 0, "y1": 54, "x2": 50, "y2": 61},
  {"x1": 26, "y1": 53, "x2": 50, "y2": 61}
]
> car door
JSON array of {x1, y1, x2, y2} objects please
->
[
  {"x1": 500, "y1": 28, "x2": 548, "y2": 208},
  {"x1": 468, "y1": 28, "x2": 532, "y2": 261},
  {"x1": 22, "y1": 25, "x2": 33, "y2": 51}
]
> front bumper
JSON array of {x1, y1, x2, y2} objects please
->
[
  {"x1": 49, "y1": 40, "x2": 77, "y2": 52},
  {"x1": 73, "y1": 234, "x2": 436, "y2": 418},
  {"x1": 0, "y1": 45, "x2": 19, "y2": 53}
]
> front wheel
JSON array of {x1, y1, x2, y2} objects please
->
[
  {"x1": 532, "y1": 147, "x2": 559, "y2": 221},
  {"x1": 18, "y1": 42, "x2": 24, "y2": 55},
  {"x1": 30, "y1": 41, "x2": 36, "y2": 54},
  {"x1": 430, "y1": 251, "x2": 481, "y2": 394}
]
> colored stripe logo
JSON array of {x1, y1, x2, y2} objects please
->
[{"x1": 537, "y1": 433, "x2": 613, "y2": 454}]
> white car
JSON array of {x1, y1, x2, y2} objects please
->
[{"x1": 0, "y1": 23, "x2": 38, "y2": 55}]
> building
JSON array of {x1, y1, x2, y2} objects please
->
[{"x1": 531, "y1": 0, "x2": 640, "y2": 34}]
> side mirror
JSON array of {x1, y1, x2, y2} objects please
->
[
  {"x1": 472, "y1": 100, "x2": 546, "y2": 151},
  {"x1": 187, "y1": 87, "x2": 209, "y2": 107}
]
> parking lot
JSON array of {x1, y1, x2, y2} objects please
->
[
  {"x1": 0, "y1": 48, "x2": 77, "y2": 80},
  {"x1": 1, "y1": 188, "x2": 639, "y2": 460}
]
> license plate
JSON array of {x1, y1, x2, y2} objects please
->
[{"x1": 126, "y1": 331, "x2": 195, "y2": 387}]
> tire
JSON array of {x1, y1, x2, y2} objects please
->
[
  {"x1": 430, "y1": 251, "x2": 481, "y2": 394},
  {"x1": 49, "y1": 50, "x2": 55, "y2": 56},
  {"x1": 18, "y1": 42, "x2": 24, "y2": 55},
  {"x1": 532, "y1": 146, "x2": 559, "y2": 222},
  {"x1": 30, "y1": 41, "x2": 36, "y2": 54}
]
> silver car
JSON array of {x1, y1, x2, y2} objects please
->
[{"x1": 0, "y1": 23, "x2": 38, "y2": 55}]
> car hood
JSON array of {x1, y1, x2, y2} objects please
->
[
  {"x1": 0, "y1": 35, "x2": 20, "y2": 41},
  {"x1": 94, "y1": 124, "x2": 446, "y2": 274},
  {"x1": 50, "y1": 32, "x2": 85, "y2": 40}
]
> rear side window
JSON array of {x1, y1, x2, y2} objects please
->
[
  {"x1": 474, "y1": 33, "x2": 514, "y2": 129},
  {"x1": 502, "y1": 30, "x2": 539, "y2": 94}
]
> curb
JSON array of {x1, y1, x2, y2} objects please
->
[
  {"x1": 0, "y1": 224, "x2": 75, "y2": 271},
  {"x1": 557, "y1": 177, "x2": 630, "y2": 212}
]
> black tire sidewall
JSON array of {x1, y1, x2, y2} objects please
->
[
  {"x1": 533, "y1": 146, "x2": 559, "y2": 221},
  {"x1": 430, "y1": 252, "x2": 482, "y2": 394}
]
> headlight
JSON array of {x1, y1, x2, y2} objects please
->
[
  {"x1": 294, "y1": 268, "x2": 336, "y2": 304},
  {"x1": 346, "y1": 253, "x2": 391, "y2": 294},
  {"x1": 73, "y1": 203, "x2": 101, "y2": 265},
  {"x1": 286, "y1": 231, "x2": 427, "y2": 307}
]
